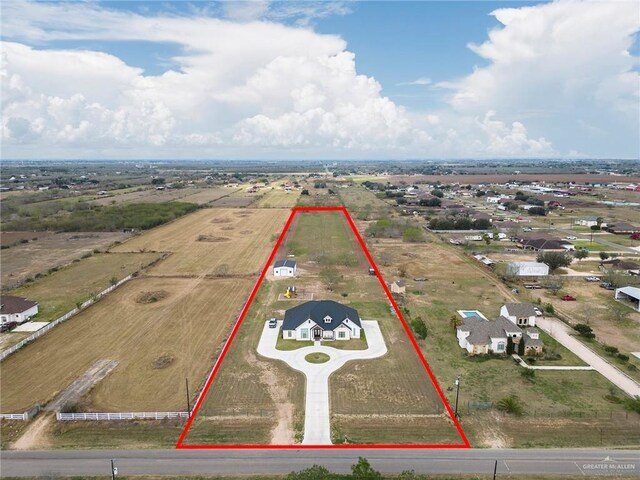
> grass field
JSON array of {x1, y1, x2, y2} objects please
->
[
  {"x1": 368, "y1": 233, "x2": 640, "y2": 448},
  {"x1": 177, "y1": 188, "x2": 240, "y2": 205},
  {"x1": 256, "y1": 188, "x2": 301, "y2": 208},
  {"x1": 111, "y1": 208, "x2": 290, "y2": 276},
  {"x1": 91, "y1": 187, "x2": 205, "y2": 206},
  {"x1": 187, "y1": 210, "x2": 461, "y2": 445},
  {"x1": 337, "y1": 185, "x2": 394, "y2": 220},
  {"x1": 0, "y1": 276, "x2": 253, "y2": 413},
  {"x1": 7, "y1": 252, "x2": 162, "y2": 321},
  {"x1": 1, "y1": 232, "x2": 130, "y2": 289}
]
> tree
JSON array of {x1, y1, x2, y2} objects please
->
[
  {"x1": 151, "y1": 178, "x2": 165, "y2": 185},
  {"x1": 482, "y1": 233, "x2": 491, "y2": 245},
  {"x1": 574, "y1": 249, "x2": 589, "y2": 261},
  {"x1": 536, "y1": 251, "x2": 572, "y2": 272},
  {"x1": 286, "y1": 465, "x2": 336, "y2": 480},
  {"x1": 528, "y1": 206, "x2": 547, "y2": 216},
  {"x1": 351, "y1": 457, "x2": 383, "y2": 480},
  {"x1": 599, "y1": 251, "x2": 610, "y2": 260},
  {"x1": 320, "y1": 269, "x2": 340, "y2": 292},
  {"x1": 410, "y1": 317, "x2": 428, "y2": 340},
  {"x1": 301, "y1": 189, "x2": 310, "y2": 195},
  {"x1": 431, "y1": 189, "x2": 444, "y2": 198}
]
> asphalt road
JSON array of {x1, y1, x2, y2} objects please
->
[{"x1": 1, "y1": 448, "x2": 639, "y2": 477}]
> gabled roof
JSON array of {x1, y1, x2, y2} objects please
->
[
  {"x1": 601, "y1": 259, "x2": 639, "y2": 270},
  {"x1": 607, "y1": 223, "x2": 637, "y2": 231},
  {"x1": 503, "y1": 303, "x2": 537, "y2": 318},
  {"x1": 0, "y1": 296, "x2": 38, "y2": 314},
  {"x1": 274, "y1": 259, "x2": 297, "y2": 269},
  {"x1": 458, "y1": 316, "x2": 522, "y2": 346},
  {"x1": 391, "y1": 279, "x2": 406, "y2": 287},
  {"x1": 282, "y1": 300, "x2": 361, "y2": 331},
  {"x1": 617, "y1": 286, "x2": 640, "y2": 300}
]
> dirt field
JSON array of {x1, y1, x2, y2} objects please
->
[
  {"x1": 0, "y1": 276, "x2": 253, "y2": 412},
  {"x1": 1, "y1": 232, "x2": 131, "y2": 289},
  {"x1": 178, "y1": 188, "x2": 240, "y2": 205},
  {"x1": 90, "y1": 187, "x2": 204, "y2": 205},
  {"x1": 0, "y1": 231, "x2": 48, "y2": 247},
  {"x1": 7, "y1": 252, "x2": 162, "y2": 321},
  {"x1": 209, "y1": 189, "x2": 260, "y2": 208},
  {"x1": 111, "y1": 208, "x2": 290, "y2": 276}
]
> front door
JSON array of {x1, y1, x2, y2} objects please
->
[{"x1": 312, "y1": 326, "x2": 322, "y2": 340}]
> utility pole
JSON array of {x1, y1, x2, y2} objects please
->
[
  {"x1": 493, "y1": 459, "x2": 498, "y2": 480},
  {"x1": 185, "y1": 378, "x2": 191, "y2": 416},
  {"x1": 454, "y1": 375, "x2": 461, "y2": 419},
  {"x1": 111, "y1": 459, "x2": 117, "y2": 480}
]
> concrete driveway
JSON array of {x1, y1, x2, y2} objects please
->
[
  {"x1": 257, "y1": 320, "x2": 387, "y2": 445},
  {"x1": 537, "y1": 317, "x2": 640, "y2": 398}
]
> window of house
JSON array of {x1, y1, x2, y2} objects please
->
[
  {"x1": 338, "y1": 331, "x2": 345, "y2": 339},
  {"x1": 324, "y1": 315, "x2": 332, "y2": 323},
  {"x1": 301, "y1": 328, "x2": 308, "y2": 339},
  {"x1": 496, "y1": 341, "x2": 506, "y2": 352}
]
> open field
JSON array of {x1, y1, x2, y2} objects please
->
[
  {"x1": 90, "y1": 187, "x2": 205, "y2": 206},
  {"x1": 255, "y1": 188, "x2": 301, "y2": 208},
  {"x1": 210, "y1": 189, "x2": 260, "y2": 208},
  {"x1": 0, "y1": 231, "x2": 47, "y2": 247},
  {"x1": 368, "y1": 233, "x2": 640, "y2": 447},
  {"x1": 188, "y1": 210, "x2": 459, "y2": 445},
  {"x1": 1, "y1": 232, "x2": 130, "y2": 289},
  {"x1": 111, "y1": 208, "x2": 290, "y2": 276},
  {"x1": 0, "y1": 276, "x2": 254, "y2": 413},
  {"x1": 337, "y1": 185, "x2": 394, "y2": 220},
  {"x1": 5, "y1": 252, "x2": 162, "y2": 321},
  {"x1": 178, "y1": 188, "x2": 240, "y2": 205}
]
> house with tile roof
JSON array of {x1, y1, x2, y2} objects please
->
[{"x1": 282, "y1": 300, "x2": 362, "y2": 341}]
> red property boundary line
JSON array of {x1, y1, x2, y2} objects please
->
[{"x1": 176, "y1": 206, "x2": 470, "y2": 449}]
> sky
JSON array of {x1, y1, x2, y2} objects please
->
[{"x1": 1, "y1": 0, "x2": 639, "y2": 160}]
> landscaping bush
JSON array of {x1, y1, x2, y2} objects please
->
[
  {"x1": 574, "y1": 323, "x2": 596, "y2": 339},
  {"x1": 496, "y1": 394, "x2": 525, "y2": 416},
  {"x1": 410, "y1": 317, "x2": 428, "y2": 340},
  {"x1": 617, "y1": 353, "x2": 630, "y2": 362},
  {"x1": 604, "y1": 345, "x2": 620, "y2": 355}
]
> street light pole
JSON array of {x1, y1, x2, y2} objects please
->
[
  {"x1": 110, "y1": 459, "x2": 117, "y2": 480},
  {"x1": 454, "y1": 375, "x2": 461, "y2": 419}
]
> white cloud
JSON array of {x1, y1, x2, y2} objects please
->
[
  {"x1": 1, "y1": 0, "x2": 636, "y2": 159},
  {"x1": 397, "y1": 77, "x2": 432, "y2": 86}
]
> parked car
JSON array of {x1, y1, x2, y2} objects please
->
[
  {"x1": 534, "y1": 308, "x2": 543, "y2": 316},
  {"x1": 600, "y1": 282, "x2": 615, "y2": 290},
  {"x1": 561, "y1": 295, "x2": 577, "y2": 301},
  {"x1": 268, "y1": 318, "x2": 277, "y2": 328},
  {"x1": 584, "y1": 276, "x2": 601, "y2": 282},
  {"x1": 0, "y1": 321, "x2": 18, "y2": 333},
  {"x1": 566, "y1": 235, "x2": 578, "y2": 240},
  {"x1": 413, "y1": 277, "x2": 427, "y2": 282}
]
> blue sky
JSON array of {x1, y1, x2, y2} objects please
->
[{"x1": 1, "y1": 0, "x2": 638, "y2": 159}]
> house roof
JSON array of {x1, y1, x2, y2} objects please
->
[
  {"x1": 282, "y1": 300, "x2": 361, "y2": 331},
  {"x1": 0, "y1": 296, "x2": 37, "y2": 315},
  {"x1": 601, "y1": 259, "x2": 640, "y2": 270},
  {"x1": 392, "y1": 279, "x2": 406, "y2": 287},
  {"x1": 274, "y1": 259, "x2": 297, "y2": 269},
  {"x1": 608, "y1": 223, "x2": 638, "y2": 232},
  {"x1": 458, "y1": 316, "x2": 522, "y2": 346},
  {"x1": 520, "y1": 238, "x2": 569, "y2": 251},
  {"x1": 524, "y1": 335, "x2": 543, "y2": 348},
  {"x1": 509, "y1": 261, "x2": 548, "y2": 269},
  {"x1": 503, "y1": 303, "x2": 537, "y2": 318}
]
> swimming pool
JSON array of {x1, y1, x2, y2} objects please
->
[{"x1": 457, "y1": 310, "x2": 488, "y2": 320}]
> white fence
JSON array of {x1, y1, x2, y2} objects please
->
[
  {"x1": 57, "y1": 411, "x2": 190, "y2": 421},
  {"x1": 0, "y1": 405, "x2": 40, "y2": 421},
  {"x1": 0, "y1": 275, "x2": 133, "y2": 362}
]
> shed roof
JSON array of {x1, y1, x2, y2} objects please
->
[{"x1": 274, "y1": 259, "x2": 297, "y2": 269}]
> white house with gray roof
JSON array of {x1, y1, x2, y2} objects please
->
[
  {"x1": 282, "y1": 300, "x2": 361, "y2": 341},
  {"x1": 273, "y1": 259, "x2": 297, "y2": 277},
  {"x1": 500, "y1": 303, "x2": 538, "y2": 327}
]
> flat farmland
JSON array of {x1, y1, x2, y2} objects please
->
[
  {"x1": 177, "y1": 188, "x2": 240, "y2": 205},
  {"x1": 111, "y1": 208, "x2": 290, "y2": 276},
  {"x1": 209, "y1": 189, "x2": 260, "y2": 208},
  {"x1": 0, "y1": 276, "x2": 253, "y2": 412},
  {"x1": 255, "y1": 188, "x2": 301, "y2": 208},
  {"x1": 0, "y1": 231, "x2": 48, "y2": 247},
  {"x1": 8, "y1": 252, "x2": 162, "y2": 320},
  {"x1": 90, "y1": 187, "x2": 204, "y2": 206},
  {"x1": 337, "y1": 186, "x2": 394, "y2": 220},
  {"x1": 1, "y1": 232, "x2": 131, "y2": 289}
]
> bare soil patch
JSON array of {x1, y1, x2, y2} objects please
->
[
  {"x1": 196, "y1": 235, "x2": 230, "y2": 242},
  {"x1": 152, "y1": 354, "x2": 175, "y2": 370}
]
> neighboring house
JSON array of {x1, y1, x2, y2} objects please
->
[
  {"x1": 273, "y1": 259, "x2": 297, "y2": 277},
  {"x1": 606, "y1": 223, "x2": 639, "y2": 235},
  {"x1": 600, "y1": 259, "x2": 640, "y2": 273},
  {"x1": 456, "y1": 315, "x2": 522, "y2": 355},
  {"x1": 507, "y1": 262, "x2": 550, "y2": 277},
  {"x1": 575, "y1": 216, "x2": 605, "y2": 228},
  {"x1": 456, "y1": 314, "x2": 544, "y2": 356},
  {"x1": 389, "y1": 279, "x2": 406, "y2": 294},
  {"x1": 614, "y1": 286, "x2": 640, "y2": 312},
  {"x1": 500, "y1": 303, "x2": 537, "y2": 327},
  {"x1": 282, "y1": 300, "x2": 362, "y2": 341},
  {"x1": 0, "y1": 296, "x2": 38, "y2": 325},
  {"x1": 518, "y1": 237, "x2": 574, "y2": 252}
]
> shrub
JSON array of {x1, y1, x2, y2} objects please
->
[
  {"x1": 617, "y1": 353, "x2": 630, "y2": 362},
  {"x1": 410, "y1": 317, "x2": 428, "y2": 340},
  {"x1": 574, "y1": 324, "x2": 595, "y2": 339},
  {"x1": 623, "y1": 396, "x2": 640, "y2": 414},
  {"x1": 604, "y1": 346, "x2": 619, "y2": 355},
  {"x1": 496, "y1": 394, "x2": 524, "y2": 416}
]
